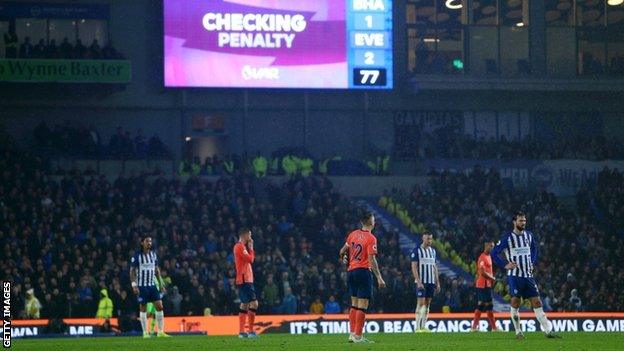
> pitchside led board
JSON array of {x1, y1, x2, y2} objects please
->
[{"x1": 164, "y1": 0, "x2": 393, "y2": 89}]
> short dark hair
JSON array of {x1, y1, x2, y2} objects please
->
[
  {"x1": 422, "y1": 231, "x2": 432, "y2": 237},
  {"x1": 512, "y1": 211, "x2": 526, "y2": 221},
  {"x1": 141, "y1": 235, "x2": 151, "y2": 243},
  {"x1": 360, "y1": 212, "x2": 374, "y2": 226},
  {"x1": 238, "y1": 227, "x2": 250, "y2": 236}
]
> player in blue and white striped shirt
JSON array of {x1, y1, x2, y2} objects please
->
[
  {"x1": 491, "y1": 212, "x2": 561, "y2": 340},
  {"x1": 130, "y1": 236, "x2": 170, "y2": 338},
  {"x1": 410, "y1": 232, "x2": 440, "y2": 332}
]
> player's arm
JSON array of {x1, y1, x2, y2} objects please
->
[
  {"x1": 479, "y1": 259, "x2": 496, "y2": 281},
  {"x1": 530, "y1": 233, "x2": 539, "y2": 265},
  {"x1": 491, "y1": 235, "x2": 517, "y2": 270},
  {"x1": 434, "y1": 263, "x2": 441, "y2": 293},
  {"x1": 368, "y1": 236, "x2": 385, "y2": 288},
  {"x1": 370, "y1": 255, "x2": 386, "y2": 288},
  {"x1": 236, "y1": 243, "x2": 255, "y2": 264},
  {"x1": 155, "y1": 266, "x2": 166, "y2": 293},
  {"x1": 410, "y1": 250, "x2": 424, "y2": 289},
  {"x1": 129, "y1": 255, "x2": 139, "y2": 295},
  {"x1": 339, "y1": 242, "x2": 349, "y2": 262}
]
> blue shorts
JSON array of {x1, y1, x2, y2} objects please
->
[
  {"x1": 508, "y1": 276, "x2": 539, "y2": 299},
  {"x1": 237, "y1": 283, "x2": 257, "y2": 304},
  {"x1": 138, "y1": 286, "x2": 162, "y2": 304},
  {"x1": 476, "y1": 287, "x2": 493, "y2": 302},
  {"x1": 348, "y1": 268, "x2": 373, "y2": 300},
  {"x1": 416, "y1": 283, "x2": 436, "y2": 298}
]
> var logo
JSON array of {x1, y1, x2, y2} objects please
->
[{"x1": 242, "y1": 65, "x2": 279, "y2": 80}]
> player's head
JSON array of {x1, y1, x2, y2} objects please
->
[
  {"x1": 141, "y1": 235, "x2": 152, "y2": 251},
  {"x1": 238, "y1": 227, "x2": 252, "y2": 242},
  {"x1": 484, "y1": 240, "x2": 494, "y2": 253},
  {"x1": 512, "y1": 211, "x2": 527, "y2": 231},
  {"x1": 422, "y1": 231, "x2": 433, "y2": 246},
  {"x1": 360, "y1": 211, "x2": 375, "y2": 228}
]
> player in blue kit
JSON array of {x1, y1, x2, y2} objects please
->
[
  {"x1": 491, "y1": 212, "x2": 561, "y2": 340},
  {"x1": 130, "y1": 236, "x2": 171, "y2": 338}
]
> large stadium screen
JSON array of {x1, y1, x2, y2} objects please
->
[{"x1": 164, "y1": 0, "x2": 393, "y2": 89}]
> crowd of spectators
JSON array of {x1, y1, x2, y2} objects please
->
[
  {"x1": 396, "y1": 125, "x2": 624, "y2": 161},
  {"x1": 2, "y1": 132, "x2": 473, "y2": 328},
  {"x1": 4, "y1": 30, "x2": 124, "y2": 60},
  {"x1": 386, "y1": 167, "x2": 623, "y2": 312},
  {"x1": 32, "y1": 121, "x2": 170, "y2": 160},
  {"x1": 3, "y1": 129, "x2": 621, "y2": 330}
]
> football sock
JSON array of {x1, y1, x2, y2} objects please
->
[
  {"x1": 510, "y1": 307, "x2": 521, "y2": 334},
  {"x1": 139, "y1": 312, "x2": 148, "y2": 334},
  {"x1": 155, "y1": 310, "x2": 164, "y2": 333},
  {"x1": 247, "y1": 308, "x2": 257, "y2": 333},
  {"x1": 534, "y1": 307, "x2": 551, "y2": 333},
  {"x1": 238, "y1": 309, "x2": 247, "y2": 334},
  {"x1": 355, "y1": 309, "x2": 366, "y2": 336},
  {"x1": 349, "y1": 307, "x2": 357, "y2": 334},
  {"x1": 487, "y1": 310, "x2": 497, "y2": 330},
  {"x1": 472, "y1": 309, "x2": 482, "y2": 330}
]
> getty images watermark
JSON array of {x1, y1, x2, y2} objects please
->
[{"x1": 2, "y1": 281, "x2": 10, "y2": 348}]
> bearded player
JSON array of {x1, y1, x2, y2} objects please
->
[{"x1": 491, "y1": 212, "x2": 561, "y2": 339}]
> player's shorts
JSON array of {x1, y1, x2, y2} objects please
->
[
  {"x1": 138, "y1": 286, "x2": 162, "y2": 304},
  {"x1": 475, "y1": 287, "x2": 493, "y2": 302},
  {"x1": 508, "y1": 276, "x2": 539, "y2": 299},
  {"x1": 347, "y1": 268, "x2": 374, "y2": 299},
  {"x1": 146, "y1": 302, "x2": 156, "y2": 314},
  {"x1": 237, "y1": 283, "x2": 257, "y2": 304},
  {"x1": 416, "y1": 283, "x2": 436, "y2": 298}
]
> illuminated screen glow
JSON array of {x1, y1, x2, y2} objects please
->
[{"x1": 164, "y1": 0, "x2": 393, "y2": 89}]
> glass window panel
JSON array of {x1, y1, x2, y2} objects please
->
[
  {"x1": 545, "y1": 0, "x2": 574, "y2": 26},
  {"x1": 436, "y1": 0, "x2": 463, "y2": 27},
  {"x1": 77, "y1": 19, "x2": 108, "y2": 48},
  {"x1": 16, "y1": 18, "x2": 47, "y2": 46},
  {"x1": 578, "y1": 28, "x2": 607, "y2": 75},
  {"x1": 501, "y1": 0, "x2": 526, "y2": 27},
  {"x1": 607, "y1": 30, "x2": 624, "y2": 76},
  {"x1": 608, "y1": 5, "x2": 624, "y2": 26},
  {"x1": 469, "y1": 26, "x2": 499, "y2": 74},
  {"x1": 546, "y1": 27, "x2": 577, "y2": 76},
  {"x1": 49, "y1": 19, "x2": 76, "y2": 42},
  {"x1": 576, "y1": 0, "x2": 606, "y2": 26},
  {"x1": 409, "y1": 27, "x2": 437, "y2": 73},
  {"x1": 437, "y1": 26, "x2": 464, "y2": 74},
  {"x1": 0, "y1": 21, "x2": 8, "y2": 57},
  {"x1": 410, "y1": 0, "x2": 436, "y2": 26},
  {"x1": 473, "y1": 0, "x2": 497, "y2": 25},
  {"x1": 500, "y1": 26, "x2": 529, "y2": 76}
]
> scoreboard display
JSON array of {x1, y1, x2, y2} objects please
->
[{"x1": 164, "y1": 0, "x2": 393, "y2": 89}]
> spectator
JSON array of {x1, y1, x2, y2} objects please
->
[
  {"x1": 59, "y1": 37, "x2": 73, "y2": 58},
  {"x1": 280, "y1": 287, "x2": 297, "y2": 314},
  {"x1": 25, "y1": 289, "x2": 42, "y2": 319},
  {"x1": 324, "y1": 295, "x2": 341, "y2": 314},
  {"x1": 88, "y1": 39, "x2": 101, "y2": 59},
  {"x1": 3, "y1": 26, "x2": 18, "y2": 58},
  {"x1": 46, "y1": 39, "x2": 59, "y2": 58},
  {"x1": 310, "y1": 297, "x2": 324, "y2": 314},
  {"x1": 168, "y1": 286, "x2": 183, "y2": 316},
  {"x1": 96, "y1": 289, "x2": 114, "y2": 319},
  {"x1": 19, "y1": 36, "x2": 33, "y2": 58},
  {"x1": 74, "y1": 39, "x2": 86, "y2": 59},
  {"x1": 261, "y1": 275, "x2": 279, "y2": 313},
  {"x1": 32, "y1": 39, "x2": 46, "y2": 59}
]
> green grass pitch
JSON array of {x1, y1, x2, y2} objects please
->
[{"x1": 12, "y1": 332, "x2": 624, "y2": 351}]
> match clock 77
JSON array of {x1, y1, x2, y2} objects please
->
[{"x1": 353, "y1": 68, "x2": 387, "y2": 86}]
